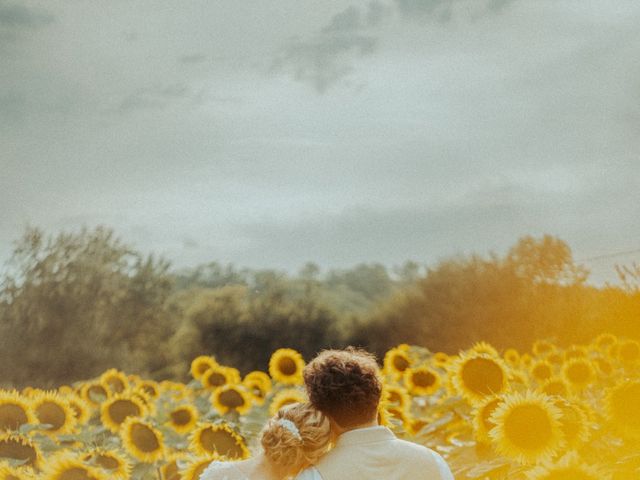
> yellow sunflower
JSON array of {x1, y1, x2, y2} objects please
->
[
  {"x1": 530, "y1": 360, "x2": 554, "y2": 383},
  {"x1": 190, "y1": 355, "x2": 219, "y2": 381},
  {"x1": 503, "y1": 349, "x2": 521, "y2": 367},
  {"x1": 471, "y1": 341, "x2": 499, "y2": 357},
  {"x1": 605, "y1": 379, "x2": 640, "y2": 440},
  {"x1": 82, "y1": 448, "x2": 131, "y2": 479},
  {"x1": 594, "y1": 357, "x2": 613, "y2": 376},
  {"x1": 211, "y1": 385, "x2": 252, "y2": 415},
  {"x1": 564, "y1": 346, "x2": 588, "y2": 361},
  {"x1": 159, "y1": 452, "x2": 190, "y2": 480},
  {"x1": 0, "y1": 461, "x2": 34, "y2": 480},
  {"x1": 201, "y1": 366, "x2": 239, "y2": 391},
  {"x1": 269, "y1": 348, "x2": 305, "y2": 385},
  {"x1": 136, "y1": 380, "x2": 161, "y2": 400},
  {"x1": 180, "y1": 456, "x2": 220, "y2": 480},
  {"x1": 0, "y1": 391, "x2": 35, "y2": 432},
  {"x1": 403, "y1": 366, "x2": 442, "y2": 396},
  {"x1": 99, "y1": 368, "x2": 130, "y2": 395},
  {"x1": 520, "y1": 353, "x2": 533, "y2": 368},
  {"x1": 472, "y1": 395, "x2": 504, "y2": 444},
  {"x1": 80, "y1": 381, "x2": 110, "y2": 406},
  {"x1": 451, "y1": 352, "x2": 509, "y2": 403},
  {"x1": 268, "y1": 389, "x2": 307, "y2": 417},
  {"x1": 618, "y1": 340, "x2": 640, "y2": 366},
  {"x1": 525, "y1": 452, "x2": 608, "y2": 480},
  {"x1": 120, "y1": 416, "x2": 165, "y2": 463},
  {"x1": 67, "y1": 395, "x2": 92, "y2": 424},
  {"x1": 383, "y1": 347, "x2": 412, "y2": 378},
  {"x1": 41, "y1": 451, "x2": 108, "y2": 480},
  {"x1": 562, "y1": 358, "x2": 595, "y2": 390},
  {"x1": 0, "y1": 433, "x2": 41, "y2": 469},
  {"x1": 100, "y1": 393, "x2": 146, "y2": 433},
  {"x1": 532, "y1": 340, "x2": 556, "y2": 357},
  {"x1": 243, "y1": 371, "x2": 272, "y2": 401},
  {"x1": 554, "y1": 398, "x2": 590, "y2": 448},
  {"x1": 166, "y1": 405, "x2": 199, "y2": 434},
  {"x1": 593, "y1": 332, "x2": 617, "y2": 351},
  {"x1": 431, "y1": 352, "x2": 450, "y2": 368},
  {"x1": 538, "y1": 377, "x2": 569, "y2": 398},
  {"x1": 189, "y1": 423, "x2": 249, "y2": 459},
  {"x1": 30, "y1": 390, "x2": 76, "y2": 435},
  {"x1": 382, "y1": 385, "x2": 412, "y2": 410},
  {"x1": 545, "y1": 352, "x2": 564, "y2": 366},
  {"x1": 489, "y1": 391, "x2": 564, "y2": 464},
  {"x1": 57, "y1": 385, "x2": 74, "y2": 396}
]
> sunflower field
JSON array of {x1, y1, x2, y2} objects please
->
[{"x1": 0, "y1": 335, "x2": 639, "y2": 479}]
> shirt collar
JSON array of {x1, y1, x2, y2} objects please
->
[{"x1": 335, "y1": 425, "x2": 395, "y2": 447}]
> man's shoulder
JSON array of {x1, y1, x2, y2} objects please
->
[
  {"x1": 391, "y1": 437, "x2": 443, "y2": 461},
  {"x1": 390, "y1": 439, "x2": 453, "y2": 478}
]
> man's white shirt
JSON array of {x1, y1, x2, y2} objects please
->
[{"x1": 295, "y1": 425, "x2": 454, "y2": 480}]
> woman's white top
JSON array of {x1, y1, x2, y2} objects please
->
[
  {"x1": 199, "y1": 460, "x2": 322, "y2": 480},
  {"x1": 199, "y1": 461, "x2": 248, "y2": 480},
  {"x1": 198, "y1": 461, "x2": 323, "y2": 480},
  {"x1": 295, "y1": 467, "x2": 323, "y2": 480}
]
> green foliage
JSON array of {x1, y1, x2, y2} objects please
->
[
  {"x1": 1, "y1": 227, "x2": 638, "y2": 388},
  {"x1": 0, "y1": 226, "x2": 174, "y2": 388}
]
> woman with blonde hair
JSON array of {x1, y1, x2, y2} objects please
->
[{"x1": 199, "y1": 402, "x2": 331, "y2": 480}]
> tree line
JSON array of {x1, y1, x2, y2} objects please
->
[{"x1": 1, "y1": 226, "x2": 638, "y2": 388}]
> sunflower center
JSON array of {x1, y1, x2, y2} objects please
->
[
  {"x1": 35, "y1": 401, "x2": 66, "y2": 430},
  {"x1": 0, "y1": 438, "x2": 38, "y2": 467},
  {"x1": 171, "y1": 408, "x2": 192, "y2": 426},
  {"x1": 200, "y1": 428, "x2": 244, "y2": 458},
  {"x1": 106, "y1": 377, "x2": 126, "y2": 394},
  {"x1": 278, "y1": 357, "x2": 297, "y2": 376},
  {"x1": 392, "y1": 355, "x2": 409, "y2": 372},
  {"x1": 163, "y1": 460, "x2": 180, "y2": 480},
  {"x1": 87, "y1": 385, "x2": 108, "y2": 403},
  {"x1": 504, "y1": 405, "x2": 553, "y2": 450},
  {"x1": 219, "y1": 389, "x2": 245, "y2": 409},
  {"x1": 108, "y1": 400, "x2": 141, "y2": 424},
  {"x1": 532, "y1": 364, "x2": 552, "y2": 381},
  {"x1": 461, "y1": 358, "x2": 505, "y2": 396},
  {"x1": 566, "y1": 363, "x2": 591, "y2": 385},
  {"x1": 96, "y1": 454, "x2": 120, "y2": 470},
  {"x1": 543, "y1": 381, "x2": 567, "y2": 397},
  {"x1": 413, "y1": 371, "x2": 436, "y2": 388},
  {"x1": 206, "y1": 373, "x2": 227, "y2": 387},
  {"x1": 141, "y1": 385, "x2": 158, "y2": 398},
  {"x1": 0, "y1": 404, "x2": 29, "y2": 430},
  {"x1": 131, "y1": 423, "x2": 161, "y2": 452},
  {"x1": 58, "y1": 467, "x2": 96, "y2": 480}
]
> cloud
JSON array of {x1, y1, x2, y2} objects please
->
[
  {"x1": 271, "y1": 1, "x2": 387, "y2": 93},
  {"x1": 273, "y1": 0, "x2": 519, "y2": 92},
  {"x1": 0, "y1": 1, "x2": 53, "y2": 29},
  {"x1": 115, "y1": 83, "x2": 201, "y2": 114}
]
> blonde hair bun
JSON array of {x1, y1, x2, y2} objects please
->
[{"x1": 260, "y1": 402, "x2": 331, "y2": 475}]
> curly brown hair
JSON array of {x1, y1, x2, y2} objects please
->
[{"x1": 303, "y1": 347, "x2": 382, "y2": 429}]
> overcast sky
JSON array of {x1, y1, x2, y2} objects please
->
[{"x1": 1, "y1": 0, "x2": 639, "y2": 283}]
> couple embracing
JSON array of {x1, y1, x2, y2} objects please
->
[{"x1": 200, "y1": 347, "x2": 454, "y2": 480}]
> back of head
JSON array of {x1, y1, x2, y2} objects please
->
[
  {"x1": 303, "y1": 347, "x2": 382, "y2": 429},
  {"x1": 261, "y1": 402, "x2": 331, "y2": 476}
]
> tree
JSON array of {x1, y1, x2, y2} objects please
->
[{"x1": 0, "y1": 226, "x2": 174, "y2": 388}]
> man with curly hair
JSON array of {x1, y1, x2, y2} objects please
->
[{"x1": 295, "y1": 347, "x2": 454, "y2": 480}]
